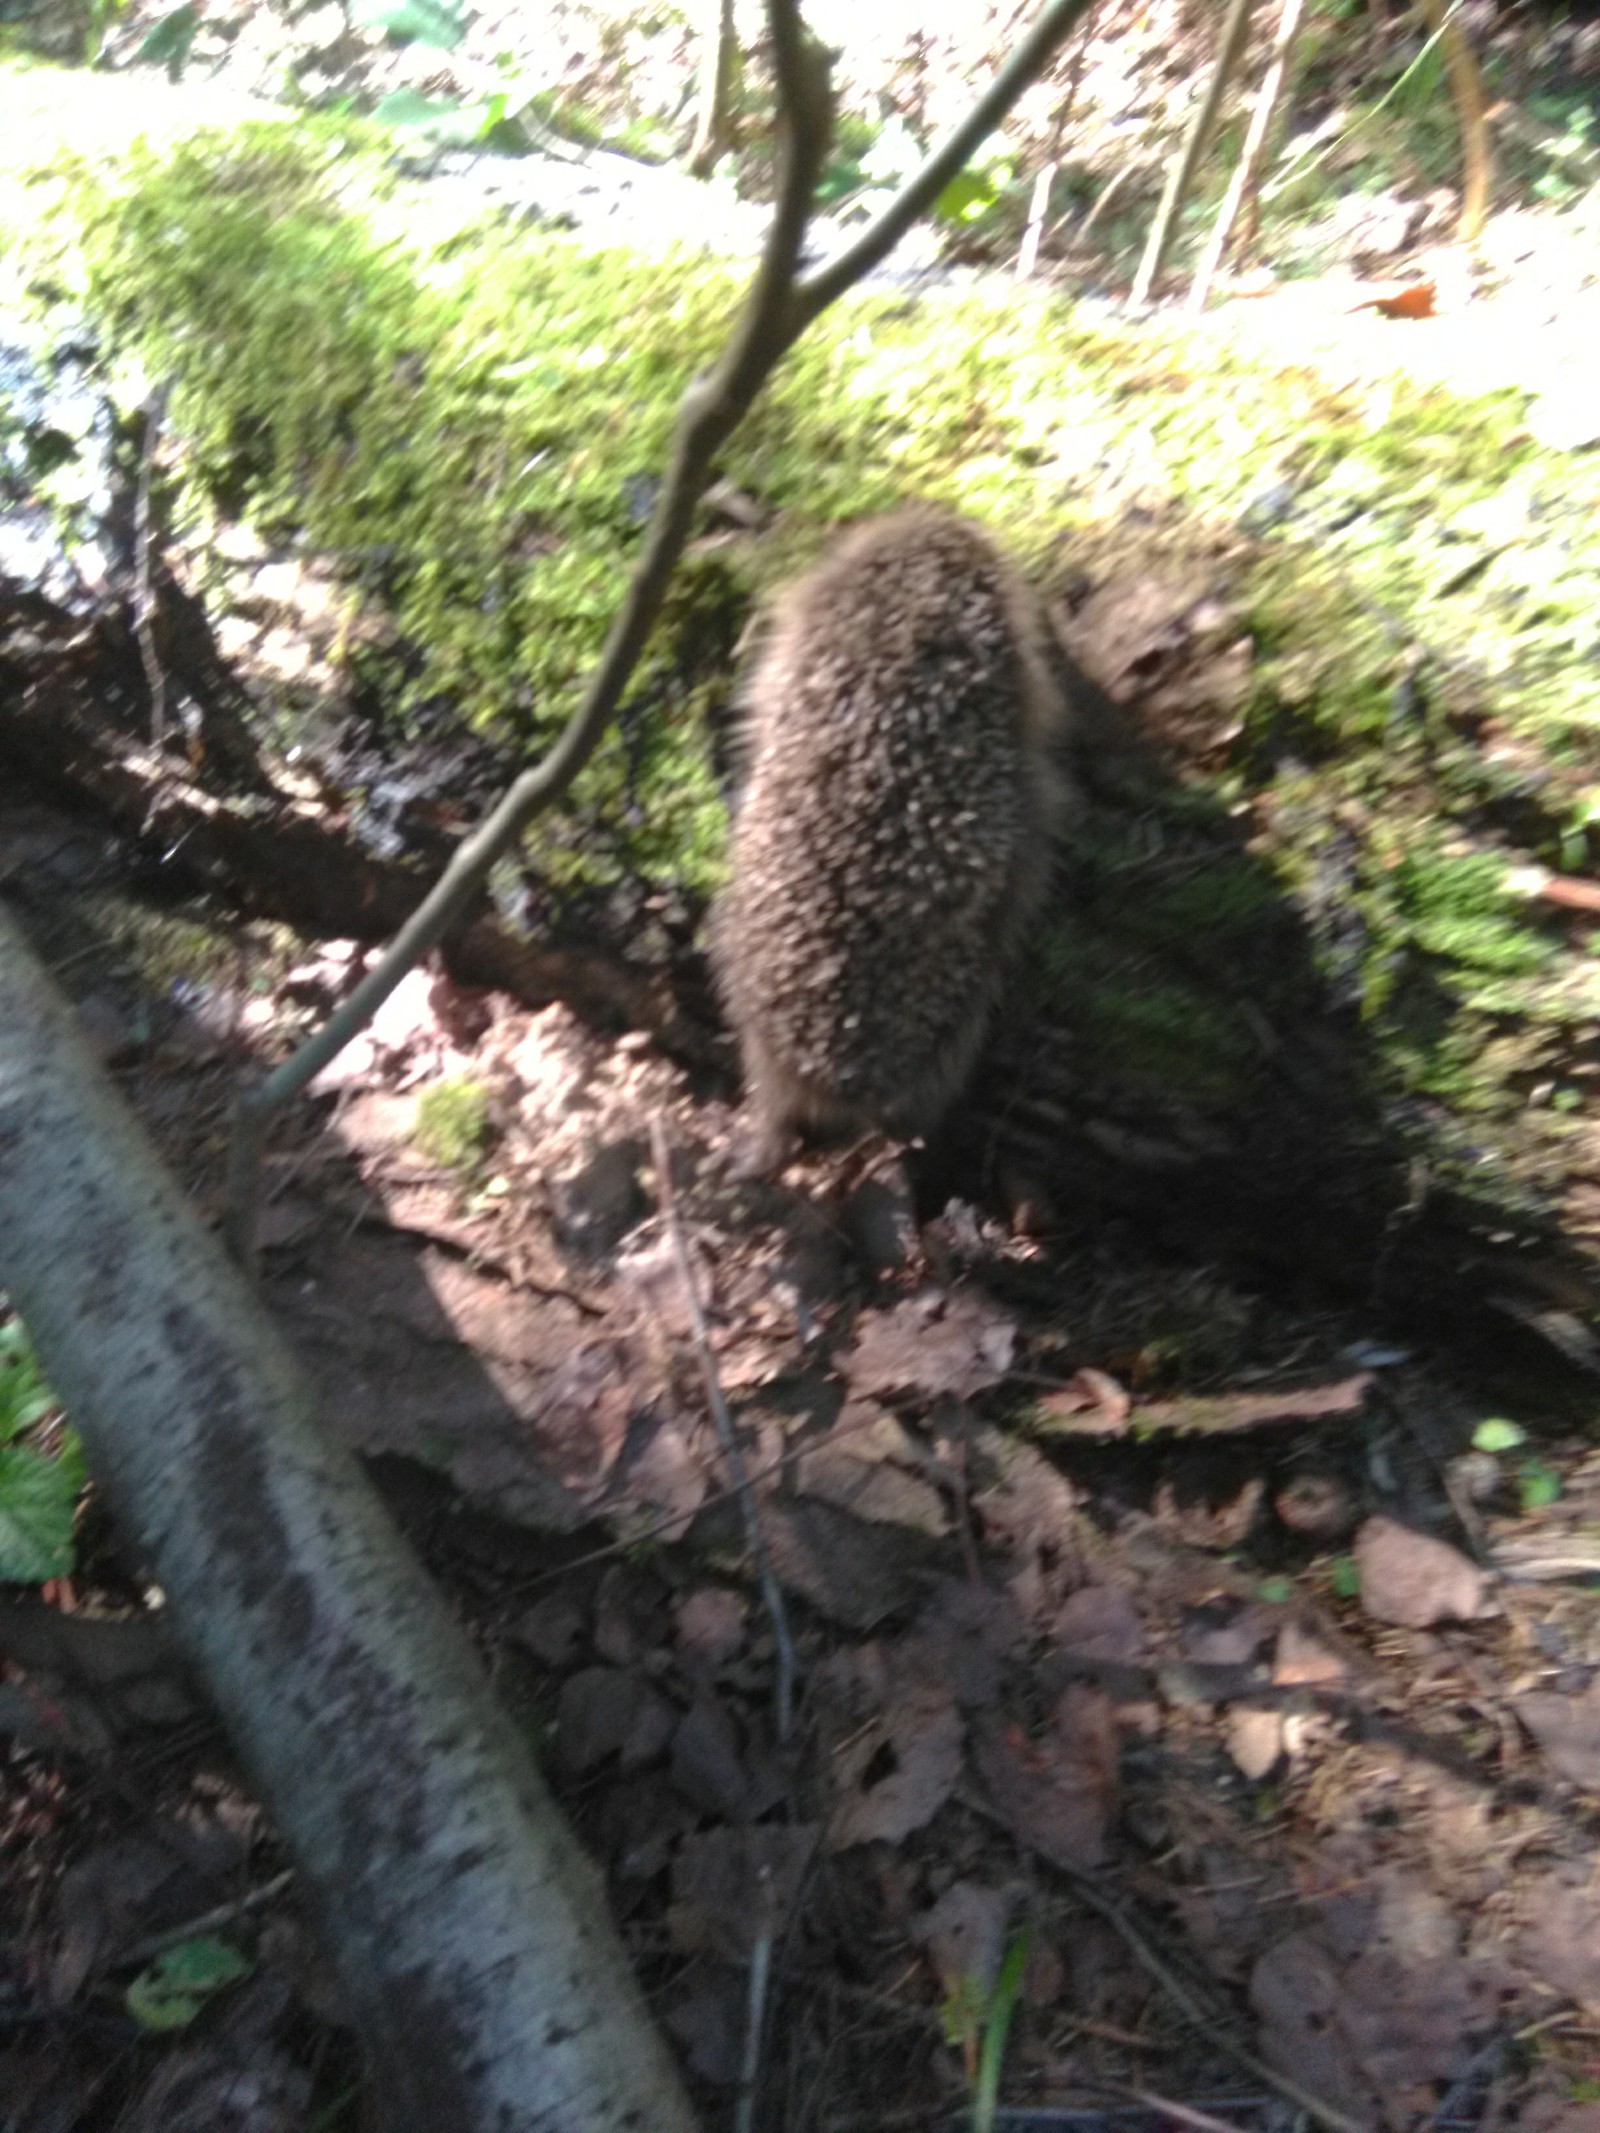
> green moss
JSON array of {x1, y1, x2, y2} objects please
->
[{"x1": 415, "y1": 1078, "x2": 491, "y2": 1175}]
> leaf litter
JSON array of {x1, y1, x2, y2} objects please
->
[{"x1": 10, "y1": 932, "x2": 1600, "y2": 2130}]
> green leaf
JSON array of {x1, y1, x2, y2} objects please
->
[
  {"x1": 1519, "y1": 1459, "x2": 1563, "y2": 1512},
  {"x1": 933, "y1": 167, "x2": 999, "y2": 226},
  {"x1": 353, "y1": 0, "x2": 469, "y2": 49},
  {"x1": 1330, "y1": 1554, "x2": 1361, "y2": 1598},
  {"x1": 126, "y1": 1937, "x2": 253, "y2": 2032},
  {"x1": 0, "y1": 1331, "x2": 54, "y2": 1440},
  {"x1": 0, "y1": 1444, "x2": 79, "y2": 1582},
  {"x1": 1472, "y1": 1417, "x2": 1526, "y2": 1453},
  {"x1": 136, "y1": 2, "x2": 199, "y2": 77},
  {"x1": 972, "y1": 1928, "x2": 1029, "y2": 2133},
  {"x1": 1257, "y1": 1575, "x2": 1295, "y2": 1604}
]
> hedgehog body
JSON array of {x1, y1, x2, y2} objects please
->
[{"x1": 710, "y1": 507, "x2": 1070, "y2": 1169}]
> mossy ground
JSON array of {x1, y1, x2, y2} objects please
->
[{"x1": 8, "y1": 74, "x2": 1599, "y2": 1223}]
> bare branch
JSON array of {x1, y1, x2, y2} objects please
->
[{"x1": 793, "y1": 0, "x2": 1099, "y2": 327}]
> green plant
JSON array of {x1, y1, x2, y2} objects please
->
[
  {"x1": 940, "y1": 1926, "x2": 1030, "y2": 2133},
  {"x1": 0, "y1": 1314, "x2": 85, "y2": 1583},
  {"x1": 415, "y1": 1079, "x2": 492, "y2": 1175},
  {"x1": 126, "y1": 1936, "x2": 253, "y2": 2030}
]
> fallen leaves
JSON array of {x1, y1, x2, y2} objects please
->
[
  {"x1": 1514, "y1": 1677, "x2": 1600, "y2": 1789},
  {"x1": 972, "y1": 1686, "x2": 1119, "y2": 1873},
  {"x1": 1353, "y1": 1515, "x2": 1494, "y2": 1627},
  {"x1": 843, "y1": 1288, "x2": 1017, "y2": 1401},
  {"x1": 826, "y1": 1688, "x2": 965, "y2": 1849}
]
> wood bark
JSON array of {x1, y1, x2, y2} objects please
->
[{"x1": 0, "y1": 899, "x2": 701, "y2": 2133}]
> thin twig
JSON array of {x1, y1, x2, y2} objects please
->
[
  {"x1": 648, "y1": 1116, "x2": 796, "y2": 1742},
  {"x1": 1058, "y1": 1867, "x2": 1365, "y2": 2133},
  {"x1": 957, "y1": 1780, "x2": 1364, "y2": 2133},
  {"x1": 1130, "y1": 0, "x2": 1259, "y2": 306},
  {"x1": 1186, "y1": 0, "x2": 1309, "y2": 312},
  {"x1": 133, "y1": 383, "x2": 169, "y2": 749}
]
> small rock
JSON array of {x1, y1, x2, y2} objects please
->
[
  {"x1": 1273, "y1": 1617, "x2": 1350, "y2": 1687},
  {"x1": 1353, "y1": 1516, "x2": 1492, "y2": 1628},
  {"x1": 1226, "y1": 1706, "x2": 1284, "y2": 1780}
]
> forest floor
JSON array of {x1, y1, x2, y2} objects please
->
[{"x1": 2, "y1": 14, "x2": 1600, "y2": 2133}]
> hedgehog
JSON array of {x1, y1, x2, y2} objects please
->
[{"x1": 709, "y1": 506, "x2": 1072, "y2": 1174}]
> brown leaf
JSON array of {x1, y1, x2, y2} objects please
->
[
  {"x1": 896, "y1": 1579, "x2": 1027, "y2": 1708},
  {"x1": 826, "y1": 1689, "x2": 964, "y2": 1850},
  {"x1": 670, "y1": 1695, "x2": 751, "y2": 1820},
  {"x1": 795, "y1": 1433, "x2": 948, "y2": 1535},
  {"x1": 1350, "y1": 277, "x2": 1437, "y2": 318},
  {"x1": 762, "y1": 1497, "x2": 950, "y2": 1630},
  {"x1": 670, "y1": 1825, "x2": 819, "y2": 1962},
  {"x1": 1054, "y1": 1583, "x2": 1146, "y2": 1667},
  {"x1": 675, "y1": 1588, "x2": 747, "y2": 1668},
  {"x1": 973, "y1": 1685, "x2": 1118, "y2": 1872},
  {"x1": 1272, "y1": 1616, "x2": 1352, "y2": 1688},
  {"x1": 664, "y1": 1960, "x2": 746, "y2": 2087},
  {"x1": 843, "y1": 1288, "x2": 1017, "y2": 1401},
  {"x1": 1353, "y1": 1516, "x2": 1493, "y2": 1628},
  {"x1": 1518, "y1": 1874, "x2": 1600, "y2": 2012},
  {"x1": 1514, "y1": 1679, "x2": 1600, "y2": 1789},
  {"x1": 554, "y1": 1666, "x2": 676, "y2": 1775}
]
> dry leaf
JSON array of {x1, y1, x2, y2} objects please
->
[
  {"x1": 554, "y1": 1666, "x2": 676, "y2": 1775},
  {"x1": 1518, "y1": 1874, "x2": 1600, "y2": 2013},
  {"x1": 827, "y1": 1689, "x2": 964, "y2": 1849},
  {"x1": 1514, "y1": 1679, "x2": 1600, "y2": 1789},
  {"x1": 1034, "y1": 1367, "x2": 1131, "y2": 1434},
  {"x1": 972, "y1": 1685, "x2": 1118, "y2": 1872},
  {"x1": 843, "y1": 1288, "x2": 1017, "y2": 1401},
  {"x1": 1354, "y1": 278, "x2": 1437, "y2": 319},
  {"x1": 1353, "y1": 1516, "x2": 1492, "y2": 1627},
  {"x1": 671, "y1": 1825, "x2": 819, "y2": 1962}
]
